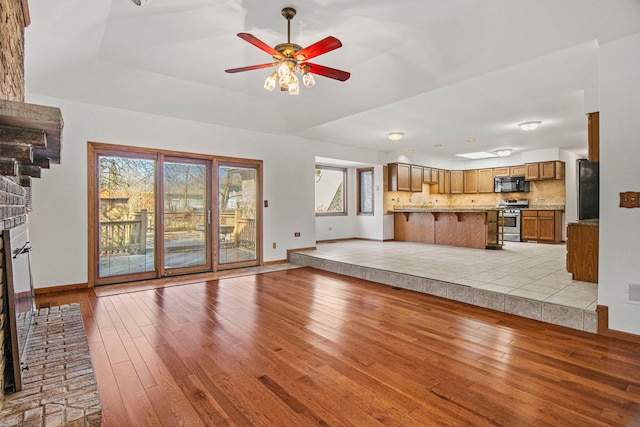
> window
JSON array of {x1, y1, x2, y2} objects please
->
[
  {"x1": 315, "y1": 166, "x2": 347, "y2": 216},
  {"x1": 357, "y1": 168, "x2": 374, "y2": 215}
]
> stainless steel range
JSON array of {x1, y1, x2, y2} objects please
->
[{"x1": 498, "y1": 199, "x2": 529, "y2": 242}]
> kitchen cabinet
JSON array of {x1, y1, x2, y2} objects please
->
[
  {"x1": 463, "y1": 169, "x2": 478, "y2": 193},
  {"x1": 566, "y1": 222, "x2": 598, "y2": 283},
  {"x1": 493, "y1": 167, "x2": 510, "y2": 177},
  {"x1": 521, "y1": 210, "x2": 563, "y2": 243},
  {"x1": 422, "y1": 167, "x2": 432, "y2": 183},
  {"x1": 588, "y1": 112, "x2": 599, "y2": 162},
  {"x1": 437, "y1": 169, "x2": 450, "y2": 194},
  {"x1": 478, "y1": 169, "x2": 495, "y2": 193},
  {"x1": 431, "y1": 169, "x2": 439, "y2": 184},
  {"x1": 510, "y1": 165, "x2": 526, "y2": 177},
  {"x1": 525, "y1": 161, "x2": 564, "y2": 181},
  {"x1": 388, "y1": 163, "x2": 411, "y2": 191},
  {"x1": 450, "y1": 170, "x2": 463, "y2": 194},
  {"x1": 525, "y1": 163, "x2": 540, "y2": 180},
  {"x1": 411, "y1": 165, "x2": 423, "y2": 192}
]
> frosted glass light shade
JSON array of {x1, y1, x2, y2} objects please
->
[{"x1": 303, "y1": 73, "x2": 315, "y2": 88}]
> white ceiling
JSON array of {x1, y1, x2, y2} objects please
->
[{"x1": 24, "y1": 0, "x2": 640, "y2": 160}]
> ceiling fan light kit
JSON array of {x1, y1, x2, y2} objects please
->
[{"x1": 225, "y1": 7, "x2": 350, "y2": 95}]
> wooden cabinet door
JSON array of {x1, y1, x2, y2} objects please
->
[
  {"x1": 423, "y1": 167, "x2": 432, "y2": 183},
  {"x1": 525, "y1": 163, "x2": 540, "y2": 180},
  {"x1": 438, "y1": 169, "x2": 450, "y2": 194},
  {"x1": 493, "y1": 167, "x2": 510, "y2": 177},
  {"x1": 431, "y1": 169, "x2": 439, "y2": 184},
  {"x1": 537, "y1": 211, "x2": 556, "y2": 241},
  {"x1": 397, "y1": 163, "x2": 411, "y2": 191},
  {"x1": 410, "y1": 165, "x2": 423, "y2": 192},
  {"x1": 588, "y1": 112, "x2": 599, "y2": 162},
  {"x1": 478, "y1": 169, "x2": 495, "y2": 193},
  {"x1": 388, "y1": 163, "x2": 411, "y2": 191},
  {"x1": 463, "y1": 169, "x2": 478, "y2": 193},
  {"x1": 520, "y1": 211, "x2": 538, "y2": 240},
  {"x1": 450, "y1": 170, "x2": 463, "y2": 194},
  {"x1": 540, "y1": 161, "x2": 557, "y2": 180},
  {"x1": 510, "y1": 165, "x2": 526, "y2": 177}
]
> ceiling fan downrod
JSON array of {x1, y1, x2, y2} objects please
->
[{"x1": 281, "y1": 7, "x2": 296, "y2": 44}]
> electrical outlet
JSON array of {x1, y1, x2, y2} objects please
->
[
  {"x1": 272, "y1": 242, "x2": 276, "y2": 249},
  {"x1": 294, "y1": 232, "x2": 301, "y2": 237}
]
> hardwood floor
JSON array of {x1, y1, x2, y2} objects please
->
[{"x1": 36, "y1": 267, "x2": 640, "y2": 426}]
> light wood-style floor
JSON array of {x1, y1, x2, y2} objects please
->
[{"x1": 37, "y1": 267, "x2": 640, "y2": 426}]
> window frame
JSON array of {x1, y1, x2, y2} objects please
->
[
  {"x1": 356, "y1": 167, "x2": 374, "y2": 216},
  {"x1": 315, "y1": 165, "x2": 348, "y2": 216}
]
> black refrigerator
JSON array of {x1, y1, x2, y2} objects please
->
[{"x1": 577, "y1": 159, "x2": 599, "y2": 220}]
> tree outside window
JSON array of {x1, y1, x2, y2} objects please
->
[{"x1": 315, "y1": 166, "x2": 347, "y2": 216}]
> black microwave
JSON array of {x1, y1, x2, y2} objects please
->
[{"x1": 494, "y1": 176, "x2": 530, "y2": 193}]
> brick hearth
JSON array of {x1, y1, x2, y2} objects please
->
[{"x1": 0, "y1": 304, "x2": 102, "y2": 426}]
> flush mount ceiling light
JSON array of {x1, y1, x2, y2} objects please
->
[
  {"x1": 495, "y1": 149, "x2": 512, "y2": 157},
  {"x1": 225, "y1": 8, "x2": 350, "y2": 95},
  {"x1": 388, "y1": 132, "x2": 405, "y2": 141},
  {"x1": 456, "y1": 152, "x2": 497, "y2": 160},
  {"x1": 518, "y1": 121, "x2": 542, "y2": 131}
]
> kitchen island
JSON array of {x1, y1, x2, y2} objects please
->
[{"x1": 393, "y1": 208, "x2": 504, "y2": 249}]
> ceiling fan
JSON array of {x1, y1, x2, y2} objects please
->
[{"x1": 225, "y1": 7, "x2": 350, "y2": 95}]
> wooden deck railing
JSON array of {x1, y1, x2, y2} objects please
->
[{"x1": 100, "y1": 210, "x2": 255, "y2": 255}]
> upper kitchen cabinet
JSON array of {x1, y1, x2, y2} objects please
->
[
  {"x1": 510, "y1": 165, "x2": 526, "y2": 177},
  {"x1": 388, "y1": 163, "x2": 411, "y2": 191},
  {"x1": 588, "y1": 112, "x2": 599, "y2": 162},
  {"x1": 494, "y1": 165, "x2": 525, "y2": 177},
  {"x1": 422, "y1": 167, "x2": 432, "y2": 184},
  {"x1": 450, "y1": 170, "x2": 463, "y2": 194},
  {"x1": 525, "y1": 161, "x2": 564, "y2": 181},
  {"x1": 410, "y1": 165, "x2": 423, "y2": 192},
  {"x1": 388, "y1": 163, "x2": 423, "y2": 192},
  {"x1": 463, "y1": 169, "x2": 478, "y2": 193},
  {"x1": 478, "y1": 169, "x2": 495, "y2": 193},
  {"x1": 437, "y1": 169, "x2": 451, "y2": 194},
  {"x1": 493, "y1": 167, "x2": 510, "y2": 177}
]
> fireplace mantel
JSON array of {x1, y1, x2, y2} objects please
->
[{"x1": 0, "y1": 99, "x2": 63, "y2": 187}]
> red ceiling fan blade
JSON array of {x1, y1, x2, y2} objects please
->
[
  {"x1": 225, "y1": 63, "x2": 278, "y2": 73},
  {"x1": 237, "y1": 33, "x2": 283, "y2": 60},
  {"x1": 302, "y1": 62, "x2": 350, "y2": 81},
  {"x1": 295, "y1": 36, "x2": 342, "y2": 61}
]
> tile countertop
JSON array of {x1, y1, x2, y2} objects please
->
[
  {"x1": 524, "y1": 205, "x2": 565, "y2": 211},
  {"x1": 392, "y1": 206, "x2": 503, "y2": 213}
]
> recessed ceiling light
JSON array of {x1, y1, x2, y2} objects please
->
[
  {"x1": 456, "y1": 152, "x2": 497, "y2": 160},
  {"x1": 407, "y1": 148, "x2": 414, "y2": 152},
  {"x1": 434, "y1": 144, "x2": 442, "y2": 148},
  {"x1": 518, "y1": 121, "x2": 542, "y2": 131},
  {"x1": 388, "y1": 132, "x2": 405, "y2": 141},
  {"x1": 467, "y1": 138, "x2": 475, "y2": 143}
]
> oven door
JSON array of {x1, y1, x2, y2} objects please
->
[{"x1": 501, "y1": 211, "x2": 521, "y2": 241}]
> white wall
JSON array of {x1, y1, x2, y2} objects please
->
[
  {"x1": 598, "y1": 33, "x2": 640, "y2": 335},
  {"x1": 315, "y1": 165, "x2": 385, "y2": 241},
  {"x1": 26, "y1": 96, "x2": 384, "y2": 289}
]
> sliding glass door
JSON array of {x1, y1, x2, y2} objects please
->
[
  {"x1": 89, "y1": 143, "x2": 262, "y2": 286},
  {"x1": 217, "y1": 162, "x2": 261, "y2": 270},
  {"x1": 97, "y1": 154, "x2": 157, "y2": 283},
  {"x1": 162, "y1": 157, "x2": 211, "y2": 275}
]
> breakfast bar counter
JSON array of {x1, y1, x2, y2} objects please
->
[{"x1": 393, "y1": 208, "x2": 504, "y2": 249}]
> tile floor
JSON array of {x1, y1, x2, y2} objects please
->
[{"x1": 290, "y1": 240, "x2": 598, "y2": 333}]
